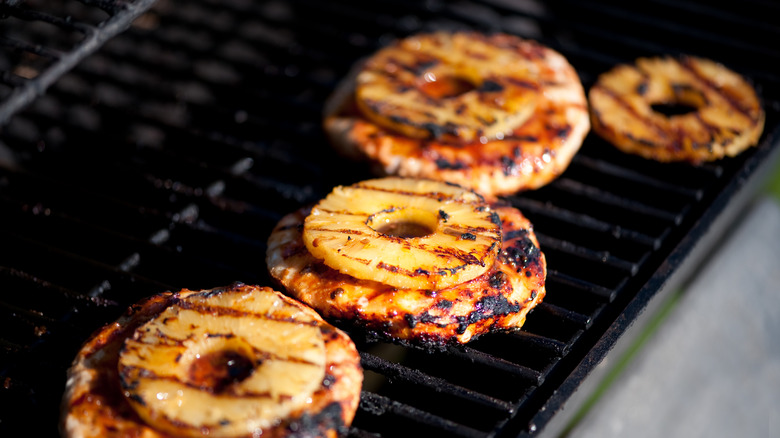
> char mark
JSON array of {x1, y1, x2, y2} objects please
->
[
  {"x1": 435, "y1": 299, "x2": 453, "y2": 309},
  {"x1": 501, "y1": 229, "x2": 543, "y2": 272},
  {"x1": 500, "y1": 155, "x2": 516, "y2": 176},
  {"x1": 455, "y1": 294, "x2": 522, "y2": 334},
  {"x1": 435, "y1": 158, "x2": 466, "y2": 170},
  {"x1": 404, "y1": 311, "x2": 439, "y2": 329},
  {"x1": 421, "y1": 121, "x2": 460, "y2": 139},
  {"x1": 678, "y1": 56, "x2": 759, "y2": 120},
  {"x1": 488, "y1": 271, "x2": 507, "y2": 289},
  {"x1": 479, "y1": 80, "x2": 504, "y2": 92},
  {"x1": 636, "y1": 80, "x2": 648, "y2": 95}
]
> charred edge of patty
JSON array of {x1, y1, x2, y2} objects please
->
[
  {"x1": 284, "y1": 401, "x2": 347, "y2": 438},
  {"x1": 435, "y1": 158, "x2": 468, "y2": 170},
  {"x1": 454, "y1": 293, "x2": 523, "y2": 335},
  {"x1": 501, "y1": 229, "x2": 544, "y2": 274},
  {"x1": 328, "y1": 316, "x2": 458, "y2": 352},
  {"x1": 325, "y1": 285, "x2": 528, "y2": 352}
]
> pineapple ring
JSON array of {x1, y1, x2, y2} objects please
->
[
  {"x1": 589, "y1": 55, "x2": 765, "y2": 163},
  {"x1": 355, "y1": 32, "x2": 539, "y2": 142},
  {"x1": 303, "y1": 177, "x2": 502, "y2": 290},
  {"x1": 60, "y1": 285, "x2": 363, "y2": 438},
  {"x1": 118, "y1": 287, "x2": 327, "y2": 437}
]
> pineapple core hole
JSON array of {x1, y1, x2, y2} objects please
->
[
  {"x1": 651, "y1": 85, "x2": 705, "y2": 117},
  {"x1": 188, "y1": 349, "x2": 254, "y2": 393},
  {"x1": 651, "y1": 101, "x2": 699, "y2": 117},
  {"x1": 418, "y1": 73, "x2": 477, "y2": 99},
  {"x1": 369, "y1": 208, "x2": 438, "y2": 239}
]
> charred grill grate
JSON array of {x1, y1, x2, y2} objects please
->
[
  {"x1": 0, "y1": 0, "x2": 159, "y2": 123},
  {"x1": 1, "y1": 0, "x2": 779, "y2": 437}
]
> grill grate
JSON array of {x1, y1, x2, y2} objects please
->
[
  {"x1": 2, "y1": 0, "x2": 780, "y2": 437},
  {"x1": 0, "y1": 0, "x2": 159, "y2": 123}
]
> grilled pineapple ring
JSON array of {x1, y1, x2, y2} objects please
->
[
  {"x1": 356, "y1": 32, "x2": 538, "y2": 142},
  {"x1": 303, "y1": 177, "x2": 501, "y2": 290},
  {"x1": 589, "y1": 55, "x2": 765, "y2": 163},
  {"x1": 118, "y1": 287, "x2": 327, "y2": 437},
  {"x1": 60, "y1": 284, "x2": 363, "y2": 438}
]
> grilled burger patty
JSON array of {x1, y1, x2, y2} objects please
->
[
  {"x1": 266, "y1": 178, "x2": 546, "y2": 347},
  {"x1": 323, "y1": 31, "x2": 590, "y2": 198},
  {"x1": 60, "y1": 284, "x2": 362, "y2": 438},
  {"x1": 589, "y1": 55, "x2": 765, "y2": 163}
]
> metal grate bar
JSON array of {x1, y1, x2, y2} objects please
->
[
  {"x1": 360, "y1": 352, "x2": 515, "y2": 412},
  {"x1": 552, "y1": 178, "x2": 684, "y2": 225},
  {"x1": 2, "y1": 6, "x2": 92, "y2": 34},
  {"x1": 508, "y1": 331, "x2": 572, "y2": 359},
  {"x1": 450, "y1": 346, "x2": 545, "y2": 385},
  {"x1": 546, "y1": 272, "x2": 619, "y2": 302},
  {"x1": 357, "y1": 391, "x2": 488, "y2": 438},
  {"x1": 535, "y1": 232, "x2": 638, "y2": 275},
  {"x1": 0, "y1": 0, "x2": 159, "y2": 124},
  {"x1": 78, "y1": 0, "x2": 137, "y2": 16},
  {"x1": 571, "y1": 155, "x2": 704, "y2": 201},
  {"x1": 0, "y1": 35, "x2": 63, "y2": 59},
  {"x1": 535, "y1": 302, "x2": 591, "y2": 329},
  {"x1": 0, "y1": 266, "x2": 119, "y2": 310},
  {"x1": 510, "y1": 197, "x2": 661, "y2": 249}
]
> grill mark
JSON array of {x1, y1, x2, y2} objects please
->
[
  {"x1": 503, "y1": 76, "x2": 539, "y2": 91},
  {"x1": 349, "y1": 184, "x2": 480, "y2": 203},
  {"x1": 120, "y1": 365, "x2": 307, "y2": 400},
  {"x1": 306, "y1": 225, "x2": 370, "y2": 236},
  {"x1": 122, "y1": 337, "x2": 323, "y2": 384},
  {"x1": 331, "y1": 234, "x2": 493, "y2": 272},
  {"x1": 693, "y1": 111, "x2": 730, "y2": 143},
  {"x1": 416, "y1": 240, "x2": 495, "y2": 263},
  {"x1": 374, "y1": 256, "x2": 471, "y2": 280},
  {"x1": 384, "y1": 55, "x2": 439, "y2": 77},
  {"x1": 595, "y1": 82, "x2": 670, "y2": 145},
  {"x1": 125, "y1": 332, "x2": 325, "y2": 370},
  {"x1": 174, "y1": 301, "x2": 320, "y2": 326},
  {"x1": 131, "y1": 326, "x2": 191, "y2": 346},
  {"x1": 126, "y1": 334, "x2": 324, "y2": 371},
  {"x1": 442, "y1": 222, "x2": 501, "y2": 233},
  {"x1": 678, "y1": 56, "x2": 759, "y2": 122},
  {"x1": 311, "y1": 208, "x2": 380, "y2": 218}
]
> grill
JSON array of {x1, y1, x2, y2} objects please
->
[{"x1": 1, "y1": 1, "x2": 779, "y2": 437}]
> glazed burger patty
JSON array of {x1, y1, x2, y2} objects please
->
[
  {"x1": 60, "y1": 284, "x2": 362, "y2": 438},
  {"x1": 323, "y1": 31, "x2": 590, "y2": 198},
  {"x1": 266, "y1": 178, "x2": 546, "y2": 347}
]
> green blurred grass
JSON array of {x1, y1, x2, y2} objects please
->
[{"x1": 768, "y1": 162, "x2": 780, "y2": 201}]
